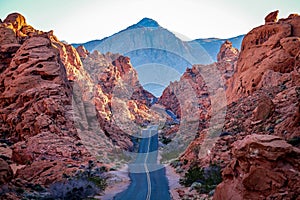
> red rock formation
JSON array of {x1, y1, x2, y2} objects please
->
[
  {"x1": 0, "y1": 35, "x2": 77, "y2": 141},
  {"x1": 168, "y1": 12, "x2": 299, "y2": 199},
  {"x1": 158, "y1": 40, "x2": 238, "y2": 138},
  {"x1": 217, "y1": 40, "x2": 239, "y2": 63},
  {"x1": 214, "y1": 134, "x2": 300, "y2": 200},
  {"x1": 0, "y1": 13, "x2": 96, "y2": 188},
  {"x1": 0, "y1": 13, "x2": 158, "y2": 191},
  {"x1": 264, "y1": 10, "x2": 279, "y2": 23},
  {"x1": 0, "y1": 158, "x2": 13, "y2": 185},
  {"x1": 226, "y1": 11, "x2": 300, "y2": 104},
  {"x1": 3, "y1": 13, "x2": 26, "y2": 31},
  {"x1": 83, "y1": 53, "x2": 158, "y2": 149},
  {"x1": 76, "y1": 45, "x2": 89, "y2": 58},
  {"x1": 216, "y1": 40, "x2": 239, "y2": 84},
  {"x1": 159, "y1": 65, "x2": 211, "y2": 120}
]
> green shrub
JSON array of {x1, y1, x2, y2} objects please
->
[
  {"x1": 180, "y1": 166, "x2": 204, "y2": 187},
  {"x1": 161, "y1": 136, "x2": 172, "y2": 145},
  {"x1": 180, "y1": 164, "x2": 222, "y2": 194},
  {"x1": 287, "y1": 136, "x2": 300, "y2": 147}
]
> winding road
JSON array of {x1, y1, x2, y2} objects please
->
[{"x1": 114, "y1": 126, "x2": 171, "y2": 200}]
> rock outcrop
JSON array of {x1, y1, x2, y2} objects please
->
[
  {"x1": 214, "y1": 134, "x2": 300, "y2": 200},
  {"x1": 0, "y1": 158, "x2": 13, "y2": 185},
  {"x1": 226, "y1": 11, "x2": 300, "y2": 104},
  {"x1": 166, "y1": 12, "x2": 300, "y2": 199},
  {"x1": 158, "y1": 40, "x2": 239, "y2": 137},
  {"x1": 0, "y1": 13, "x2": 95, "y2": 187},
  {"x1": 0, "y1": 12, "x2": 157, "y2": 193},
  {"x1": 264, "y1": 10, "x2": 279, "y2": 23}
]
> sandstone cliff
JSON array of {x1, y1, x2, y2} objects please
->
[
  {"x1": 161, "y1": 11, "x2": 300, "y2": 199},
  {"x1": 0, "y1": 13, "x2": 157, "y2": 197}
]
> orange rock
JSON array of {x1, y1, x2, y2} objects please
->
[
  {"x1": 3, "y1": 13, "x2": 26, "y2": 31},
  {"x1": 214, "y1": 134, "x2": 300, "y2": 200},
  {"x1": 226, "y1": 13, "x2": 300, "y2": 104},
  {"x1": 264, "y1": 10, "x2": 279, "y2": 23},
  {"x1": 0, "y1": 158, "x2": 13, "y2": 185},
  {"x1": 76, "y1": 45, "x2": 89, "y2": 58},
  {"x1": 252, "y1": 96, "x2": 274, "y2": 121}
]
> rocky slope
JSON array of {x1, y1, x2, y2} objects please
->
[
  {"x1": 158, "y1": 39, "x2": 239, "y2": 135},
  {"x1": 0, "y1": 13, "x2": 92, "y2": 187},
  {"x1": 159, "y1": 11, "x2": 300, "y2": 199},
  {"x1": 0, "y1": 13, "x2": 158, "y2": 198}
]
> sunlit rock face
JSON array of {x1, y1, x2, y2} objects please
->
[
  {"x1": 226, "y1": 12, "x2": 300, "y2": 104},
  {"x1": 0, "y1": 13, "x2": 93, "y2": 186},
  {"x1": 0, "y1": 13, "x2": 158, "y2": 189}
]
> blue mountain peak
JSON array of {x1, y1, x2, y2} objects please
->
[{"x1": 134, "y1": 17, "x2": 160, "y2": 28}]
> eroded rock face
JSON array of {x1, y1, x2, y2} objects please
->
[
  {"x1": 0, "y1": 158, "x2": 13, "y2": 185},
  {"x1": 0, "y1": 36, "x2": 76, "y2": 142},
  {"x1": 214, "y1": 134, "x2": 300, "y2": 200},
  {"x1": 0, "y1": 14, "x2": 94, "y2": 187},
  {"x1": 0, "y1": 12, "x2": 157, "y2": 190},
  {"x1": 226, "y1": 12, "x2": 300, "y2": 104},
  {"x1": 217, "y1": 40, "x2": 239, "y2": 63},
  {"x1": 158, "y1": 65, "x2": 211, "y2": 126},
  {"x1": 77, "y1": 52, "x2": 158, "y2": 150},
  {"x1": 169, "y1": 12, "x2": 299, "y2": 199},
  {"x1": 158, "y1": 40, "x2": 239, "y2": 135},
  {"x1": 76, "y1": 45, "x2": 89, "y2": 58},
  {"x1": 265, "y1": 10, "x2": 279, "y2": 23}
]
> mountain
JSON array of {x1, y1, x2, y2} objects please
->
[
  {"x1": 191, "y1": 35, "x2": 244, "y2": 61},
  {"x1": 72, "y1": 18, "x2": 243, "y2": 97}
]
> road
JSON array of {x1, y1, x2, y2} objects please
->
[{"x1": 114, "y1": 126, "x2": 171, "y2": 200}]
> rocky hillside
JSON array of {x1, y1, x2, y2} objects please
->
[
  {"x1": 159, "y1": 11, "x2": 300, "y2": 199},
  {"x1": 158, "y1": 39, "x2": 239, "y2": 136},
  {"x1": 0, "y1": 13, "x2": 158, "y2": 198}
]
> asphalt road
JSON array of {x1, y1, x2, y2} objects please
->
[{"x1": 114, "y1": 126, "x2": 171, "y2": 200}]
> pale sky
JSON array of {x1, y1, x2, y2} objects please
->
[{"x1": 0, "y1": 0, "x2": 299, "y2": 43}]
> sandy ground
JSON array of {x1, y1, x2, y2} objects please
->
[
  {"x1": 165, "y1": 164, "x2": 182, "y2": 200},
  {"x1": 99, "y1": 165, "x2": 131, "y2": 200}
]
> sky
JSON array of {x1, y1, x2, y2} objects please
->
[{"x1": 0, "y1": 0, "x2": 299, "y2": 43}]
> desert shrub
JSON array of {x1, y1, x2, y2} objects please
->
[
  {"x1": 180, "y1": 164, "x2": 222, "y2": 194},
  {"x1": 161, "y1": 136, "x2": 172, "y2": 145},
  {"x1": 287, "y1": 136, "x2": 300, "y2": 147},
  {"x1": 180, "y1": 166, "x2": 204, "y2": 187},
  {"x1": 48, "y1": 160, "x2": 107, "y2": 200},
  {"x1": 49, "y1": 178, "x2": 99, "y2": 200}
]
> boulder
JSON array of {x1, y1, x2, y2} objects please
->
[
  {"x1": 3, "y1": 13, "x2": 26, "y2": 31},
  {"x1": 214, "y1": 134, "x2": 300, "y2": 200},
  {"x1": 0, "y1": 158, "x2": 13, "y2": 185},
  {"x1": 264, "y1": 10, "x2": 279, "y2": 23}
]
